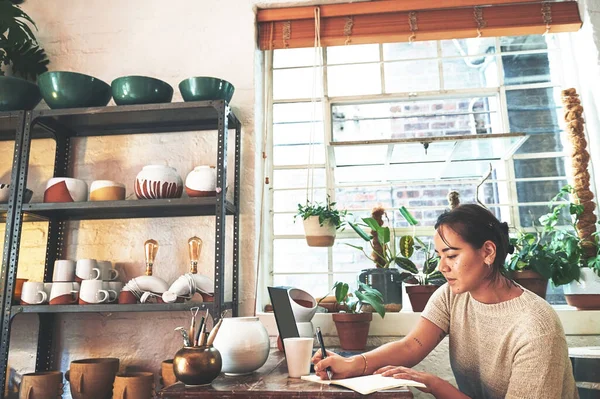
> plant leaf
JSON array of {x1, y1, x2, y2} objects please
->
[
  {"x1": 395, "y1": 257, "x2": 418, "y2": 273},
  {"x1": 348, "y1": 220, "x2": 372, "y2": 241},
  {"x1": 399, "y1": 206, "x2": 418, "y2": 226},
  {"x1": 355, "y1": 290, "x2": 385, "y2": 318},
  {"x1": 399, "y1": 236, "x2": 414, "y2": 258}
]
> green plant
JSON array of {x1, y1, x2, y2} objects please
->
[
  {"x1": 0, "y1": 0, "x2": 49, "y2": 80},
  {"x1": 295, "y1": 195, "x2": 346, "y2": 229},
  {"x1": 329, "y1": 281, "x2": 385, "y2": 318},
  {"x1": 506, "y1": 230, "x2": 555, "y2": 281}
]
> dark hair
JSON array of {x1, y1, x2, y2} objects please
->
[{"x1": 434, "y1": 204, "x2": 514, "y2": 283}]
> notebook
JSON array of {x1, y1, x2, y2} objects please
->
[{"x1": 301, "y1": 374, "x2": 426, "y2": 395}]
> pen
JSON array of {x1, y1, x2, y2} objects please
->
[{"x1": 315, "y1": 327, "x2": 333, "y2": 380}]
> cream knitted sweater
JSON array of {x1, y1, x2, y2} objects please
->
[{"x1": 422, "y1": 283, "x2": 578, "y2": 399}]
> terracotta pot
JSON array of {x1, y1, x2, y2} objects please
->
[
  {"x1": 511, "y1": 270, "x2": 548, "y2": 299},
  {"x1": 112, "y1": 372, "x2": 154, "y2": 399},
  {"x1": 173, "y1": 346, "x2": 221, "y2": 386},
  {"x1": 160, "y1": 359, "x2": 177, "y2": 388},
  {"x1": 19, "y1": 371, "x2": 63, "y2": 399},
  {"x1": 134, "y1": 165, "x2": 183, "y2": 199},
  {"x1": 302, "y1": 216, "x2": 336, "y2": 247},
  {"x1": 44, "y1": 178, "x2": 88, "y2": 203},
  {"x1": 185, "y1": 166, "x2": 217, "y2": 197},
  {"x1": 66, "y1": 358, "x2": 119, "y2": 399},
  {"x1": 90, "y1": 180, "x2": 126, "y2": 201},
  {"x1": 315, "y1": 296, "x2": 349, "y2": 313},
  {"x1": 406, "y1": 285, "x2": 440, "y2": 312},
  {"x1": 564, "y1": 268, "x2": 600, "y2": 310},
  {"x1": 332, "y1": 312, "x2": 372, "y2": 351},
  {"x1": 13, "y1": 278, "x2": 28, "y2": 305}
]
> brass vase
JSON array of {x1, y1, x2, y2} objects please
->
[{"x1": 173, "y1": 345, "x2": 222, "y2": 386}]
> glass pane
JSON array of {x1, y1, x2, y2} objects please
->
[
  {"x1": 274, "y1": 213, "x2": 304, "y2": 235},
  {"x1": 274, "y1": 47, "x2": 316, "y2": 68},
  {"x1": 333, "y1": 145, "x2": 388, "y2": 166},
  {"x1": 441, "y1": 38, "x2": 496, "y2": 57},
  {"x1": 273, "y1": 122, "x2": 324, "y2": 145},
  {"x1": 451, "y1": 136, "x2": 526, "y2": 161},
  {"x1": 333, "y1": 238, "x2": 376, "y2": 273},
  {"x1": 273, "y1": 239, "x2": 328, "y2": 273},
  {"x1": 273, "y1": 102, "x2": 323, "y2": 124},
  {"x1": 385, "y1": 60, "x2": 439, "y2": 92},
  {"x1": 514, "y1": 158, "x2": 566, "y2": 179},
  {"x1": 327, "y1": 44, "x2": 380, "y2": 64},
  {"x1": 274, "y1": 169, "x2": 326, "y2": 189},
  {"x1": 383, "y1": 41, "x2": 437, "y2": 60},
  {"x1": 500, "y1": 35, "x2": 555, "y2": 52},
  {"x1": 273, "y1": 273, "x2": 330, "y2": 298},
  {"x1": 273, "y1": 189, "x2": 327, "y2": 212},
  {"x1": 273, "y1": 67, "x2": 323, "y2": 100},
  {"x1": 440, "y1": 160, "x2": 502, "y2": 180},
  {"x1": 328, "y1": 64, "x2": 381, "y2": 96},
  {"x1": 502, "y1": 53, "x2": 557, "y2": 86},
  {"x1": 516, "y1": 133, "x2": 564, "y2": 154},
  {"x1": 442, "y1": 56, "x2": 498, "y2": 89},
  {"x1": 336, "y1": 188, "x2": 394, "y2": 210},
  {"x1": 273, "y1": 144, "x2": 325, "y2": 166},
  {"x1": 517, "y1": 204, "x2": 570, "y2": 228},
  {"x1": 391, "y1": 142, "x2": 453, "y2": 163},
  {"x1": 335, "y1": 163, "x2": 442, "y2": 183},
  {"x1": 507, "y1": 88, "x2": 561, "y2": 135},
  {"x1": 516, "y1": 180, "x2": 568, "y2": 203}
]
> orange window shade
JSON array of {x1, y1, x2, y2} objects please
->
[{"x1": 257, "y1": 1, "x2": 582, "y2": 50}]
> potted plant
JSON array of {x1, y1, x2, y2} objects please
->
[
  {"x1": 295, "y1": 195, "x2": 346, "y2": 247},
  {"x1": 505, "y1": 230, "x2": 553, "y2": 299},
  {"x1": 327, "y1": 281, "x2": 385, "y2": 351}
]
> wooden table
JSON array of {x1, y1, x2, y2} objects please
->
[{"x1": 159, "y1": 351, "x2": 414, "y2": 398}]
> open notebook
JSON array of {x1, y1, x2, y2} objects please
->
[{"x1": 301, "y1": 374, "x2": 426, "y2": 395}]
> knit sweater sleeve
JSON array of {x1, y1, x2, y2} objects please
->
[
  {"x1": 420, "y1": 283, "x2": 451, "y2": 333},
  {"x1": 505, "y1": 333, "x2": 577, "y2": 399}
]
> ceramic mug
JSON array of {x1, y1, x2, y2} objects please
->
[
  {"x1": 53, "y1": 260, "x2": 76, "y2": 282},
  {"x1": 19, "y1": 371, "x2": 63, "y2": 399},
  {"x1": 49, "y1": 282, "x2": 78, "y2": 305},
  {"x1": 75, "y1": 259, "x2": 100, "y2": 282},
  {"x1": 20, "y1": 282, "x2": 47, "y2": 305},
  {"x1": 66, "y1": 358, "x2": 119, "y2": 399},
  {"x1": 102, "y1": 281, "x2": 121, "y2": 303},
  {"x1": 97, "y1": 260, "x2": 119, "y2": 281},
  {"x1": 79, "y1": 280, "x2": 113, "y2": 304}
]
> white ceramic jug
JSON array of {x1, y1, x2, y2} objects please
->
[{"x1": 213, "y1": 317, "x2": 270, "y2": 375}]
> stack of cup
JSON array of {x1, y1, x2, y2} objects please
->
[
  {"x1": 75, "y1": 259, "x2": 122, "y2": 305},
  {"x1": 49, "y1": 260, "x2": 79, "y2": 305}
]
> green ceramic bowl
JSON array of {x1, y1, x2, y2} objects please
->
[
  {"x1": 0, "y1": 76, "x2": 42, "y2": 111},
  {"x1": 38, "y1": 71, "x2": 112, "y2": 109},
  {"x1": 179, "y1": 77, "x2": 235, "y2": 103},
  {"x1": 111, "y1": 76, "x2": 173, "y2": 106}
]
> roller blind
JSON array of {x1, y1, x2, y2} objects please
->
[{"x1": 257, "y1": 1, "x2": 582, "y2": 50}]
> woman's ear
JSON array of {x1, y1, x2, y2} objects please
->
[{"x1": 482, "y1": 240, "x2": 497, "y2": 265}]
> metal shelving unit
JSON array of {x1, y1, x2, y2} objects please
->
[{"x1": 0, "y1": 100, "x2": 241, "y2": 393}]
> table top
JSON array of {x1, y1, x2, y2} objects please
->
[{"x1": 159, "y1": 351, "x2": 414, "y2": 398}]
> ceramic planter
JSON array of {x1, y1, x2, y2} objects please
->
[
  {"x1": 212, "y1": 317, "x2": 270, "y2": 375},
  {"x1": 134, "y1": 165, "x2": 183, "y2": 199},
  {"x1": 89, "y1": 180, "x2": 126, "y2": 201},
  {"x1": 43, "y1": 177, "x2": 88, "y2": 203},
  {"x1": 332, "y1": 312, "x2": 372, "y2": 351},
  {"x1": 511, "y1": 270, "x2": 548, "y2": 299},
  {"x1": 406, "y1": 285, "x2": 440, "y2": 312},
  {"x1": 185, "y1": 166, "x2": 217, "y2": 197},
  {"x1": 564, "y1": 268, "x2": 600, "y2": 310},
  {"x1": 66, "y1": 358, "x2": 119, "y2": 399},
  {"x1": 302, "y1": 216, "x2": 336, "y2": 247}
]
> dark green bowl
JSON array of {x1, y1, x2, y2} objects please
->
[
  {"x1": 179, "y1": 77, "x2": 234, "y2": 103},
  {"x1": 111, "y1": 76, "x2": 173, "y2": 106},
  {"x1": 38, "y1": 71, "x2": 112, "y2": 109},
  {"x1": 0, "y1": 76, "x2": 42, "y2": 111}
]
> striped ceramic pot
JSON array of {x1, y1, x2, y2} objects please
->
[{"x1": 134, "y1": 165, "x2": 183, "y2": 199}]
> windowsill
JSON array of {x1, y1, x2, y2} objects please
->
[{"x1": 258, "y1": 307, "x2": 600, "y2": 337}]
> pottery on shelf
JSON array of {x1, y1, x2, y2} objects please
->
[
  {"x1": 37, "y1": 71, "x2": 112, "y2": 109},
  {"x1": 134, "y1": 165, "x2": 183, "y2": 200},
  {"x1": 89, "y1": 180, "x2": 126, "y2": 201},
  {"x1": 185, "y1": 166, "x2": 217, "y2": 197},
  {"x1": 179, "y1": 77, "x2": 235, "y2": 103},
  {"x1": 111, "y1": 75, "x2": 174, "y2": 106},
  {"x1": 173, "y1": 345, "x2": 222, "y2": 386},
  {"x1": 0, "y1": 76, "x2": 42, "y2": 111},
  {"x1": 212, "y1": 317, "x2": 270, "y2": 376},
  {"x1": 43, "y1": 178, "x2": 88, "y2": 203},
  {"x1": 0, "y1": 184, "x2": 33, "y2": 204},
  {"x1": 162, "y1": 273, "x2": 214, "y2": 303}
]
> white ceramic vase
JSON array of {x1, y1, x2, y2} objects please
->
[
  {"x1": 185, "y1": 165, "x2": 217, "y2": 197},
  {"x1": 44, "y1": 177, "x2": 88, "y2": 202},
  {"x1": 89, "y1": 180, "x2": 126, "y2": 201},
  {"x1": 134, "y1": 165, "x2": 183, "y2": 199},
  {"x1": 564, "y1": 268, "x2": 600, "y2": 294},
  {"x1": 213, "y1": 317, "x2": 270, "y2": 375},
  {"x1": 303, "y1": 216, "x2": 336, "y2": 247}
]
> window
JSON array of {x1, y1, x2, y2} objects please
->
[{"x1": 264, "y1": 35, "x2": 581, "y2": 308}]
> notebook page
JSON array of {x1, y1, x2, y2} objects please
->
[{"x1": 301, "y1": 374, "x2": 426, "y2": 395}]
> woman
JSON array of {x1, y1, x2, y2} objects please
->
[{"x1": 313, "y1": 204, "x2": 577, "y2": 399}]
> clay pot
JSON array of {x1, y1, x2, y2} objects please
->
[
  {"x1": 511, "y1": 270, "x2": 548, "y2": 299},
  {"x1": 406, "y1": 285, "x2": 440, "y2": 312},
  {"x1": 564, "y1": 268, "x2": 600, "y2": 310},
  {"x1": 66, "y1": 358, "x2": 119, "y2": 399},
  {"x1": 332, "y1": 312, "x2": 372, "y2": 351},
  {"x1": 13, "y1": 278, "x2": 28, "y2": 305},
  {"x1": 185, "y1": 166, "x2": 217, "y2": 197},
  {"x1": 134, "y1": 165, "x2": 183, "y2": 199},
  {"x1": 112, "y1": 372, "x2": 154, "y2": 399},
  {"x1": 19, "y1": 371, "x2": 63, "y2": 399},
  {"x1": 160, "y1": 360, "x2": 177, "y2": 388},
  {"x1": 44, "y1": 178, "x2": 88, "y2": 203},
  {"x1": 90, "y1": 180, "x2": 126, "y2": 201},
  {"x1": 173, "y1": 346, "x2": 222, "y2": 386},
  {"x1": 302, "y1": 216, "x2": 336, "y2": 247}
]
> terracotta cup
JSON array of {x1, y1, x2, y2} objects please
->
[
  {"x1": 112, "y1": 372, "x2": 154, "y2": 399},
  {"x1": 19, "y1": 371, "x2": 63, "y2": 399},
  {"x1": 66, "y1": 358, "x2": 119, "y2": 399},
  {"x1": 160, "y1": 359, "x2": 177, "y2": 387}
]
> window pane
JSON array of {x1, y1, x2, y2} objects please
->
[
  {"x1": 333, "y1": 145, "x2": 388, "y2": 166},
  {"x1": 506, "y1": 88, "x2": 561, "y2": 135},
  {"x1": 515, "y1": 133, "x2": 563, "y2": 154},
  {"x1": 273, "y1": 67, "x2": 323, "y2": 100},
  {"x1": 500, "y1": 35, "x2": 555, "y2": 52},
  {"x1": 516, "y1": 180, "x2": 568, "y2": 203},
  {"x1": 441, "y1": 160, "x2": 502, "y2": 180},
  {"x1": 273, "y1": 102, "x2": 323, "y2": 124},
  {"x1": 274, "y1": 48, "x2": 316, "y2": 68},
  {"x1": 517, "y1": 204, "x2": 570, "y2": 228},
  {"x1": 273, "y1": 144, "x2": 325, "y2": 166},
  {"x1": 333, "y1": 238, "x2": 376, "y2": 273},
  {"x1": 273, "y1": 189, "x2": 327, "y2": 212},
  {"x1": 441, "y1": 38, "x2": 496, "y2": 57},
  {"x1": 385, "y1": 60, "x2": 439, "y2": 92},
  {"x1": 442, "y1": 56, "x2": 498, "y2": 89},
  {"x1": 391, "y1": 142, "x2": 454, "y2": 163},
  {"x1": 384, "y1": 41, "x2": 437, "y2": 60},
  {"x1": 273, "y1": 122, "x2": 324, "y2": 146},
  {"x1": 327, "y1": 44, "x2": 379, "y2": 64},
  {"x1": 273, "y1": 239, "x2": 328, "y2": 273},
  {"x1": 502, "y1": 53, "x2": 556, "y2": 86},
  {"x1": 514, "y1": 158, "x2": 566, "y2": 179},
  {"x1": 328, "y1": 64, "x2": 381, "y2": 96},
  {"x1": 274, "y1": 169, "x2": 326, "y2": 189},
  {"x1": 273, "y1": 213, "x2": 305, "y2": 235},
  {"x1": 273, "y1": 274, "x2": 330, "y2": 297}
]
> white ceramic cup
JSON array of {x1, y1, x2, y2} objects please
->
[
  {"x1": 49, "y1": 282, "x2": 79, "y2": 305},
  {"x1": 20, "y1": 282, "x2": 47, "y2": 305},
  {"x1": 53, "y1": 259, "x2": 76, "y2": 282},
  {"x1": 102, "y1": 281, "x2": 120, "y2": 302},
  {"x1": 79, "y1": 279, "x2": 110, "y2": 304},
  {"x1": 97, "y1": 260, "x2": 119, "y2": 281},
  {"x1": 43, "y1": 282, "x2": 53, "y2": 298},
  {"x1": 75, "y1": 259, "x2": 100, "y2": 281},
  {"x1": 283, "y1": 337, "x2": 314, "y2": 378}
]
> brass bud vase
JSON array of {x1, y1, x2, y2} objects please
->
[{"x1": 173, "y1": 345, "x2": 222, "y2": 386}]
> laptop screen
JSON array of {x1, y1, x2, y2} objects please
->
[{"x1": 267, "y1": 286, "x2": 300, "y2": 354}]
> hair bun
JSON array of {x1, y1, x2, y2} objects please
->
[
  {"x1": 500, "y1": 221, "x2": 509, "y2": 235},
  {"x1": 507, "y1": 244, "x2": 515, "y2": 254}
]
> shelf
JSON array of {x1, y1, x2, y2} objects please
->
[
  {"x1": 11, "y1": 301, "x2": 233, "y2": 318},
  {"x1": 31, "y1": 100, "x2": 240, "y2": 137},
  {"x1": 20, "y1": 197, "x2": 236, "y2": 221},
  {"x1": 0, "y1": 111, "x2": 23, "y2": 141}
]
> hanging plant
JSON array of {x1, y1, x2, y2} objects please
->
[{"x1": 295, "y1": 195, "x2": 346, "y2": 247}]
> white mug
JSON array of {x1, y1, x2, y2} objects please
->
[
  {"x1": 283, "y1": 337, "x2": 314, "y2": 378},
  {"x1": 102, "y1": 281, "x2": 121, "y2": 303},
  {"x1": 53, "y1": 259, "x2": 76, "y2": 282},
  {"x1": 49, "y1": 282, "x2": 78, "y2": 305},
  {"x1": 43, "y1": 282, "x2": 53, "y2": 298},
  {"x1": 20, "y1": 282, "x2": 47, "y2": 305},
  {"x1": 79, "y1": 279, "x2": 110, "y2": 304},
  {"x1": 75, "y1": 259, "x2": 100, "y2": 281},
  {"x1": 97, "y1": 260, "x2": 119, "y2": 281}
]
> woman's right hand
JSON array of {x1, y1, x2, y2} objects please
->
[{"x1": 312, "y1": 350, "x2": 362, "y2": 380}]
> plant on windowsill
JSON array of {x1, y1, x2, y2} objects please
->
[
  {"x1": 326, "y1": 281, "x2": 385, "y2": 351},
  {"x1": 295, "y1": 195, "x2": 346, "y2": 247}
]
